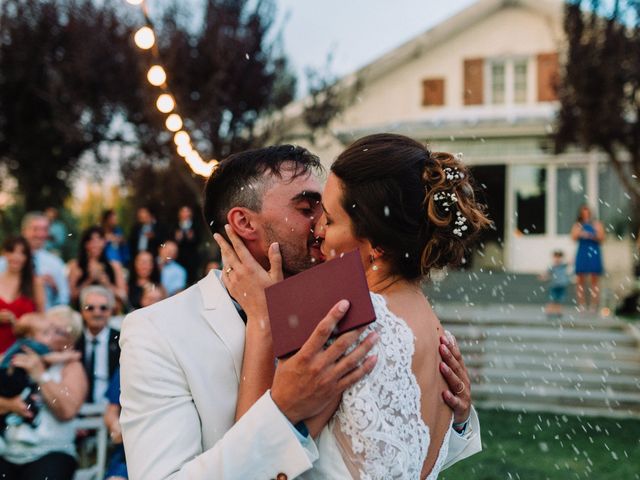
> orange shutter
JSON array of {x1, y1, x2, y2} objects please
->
[
  {"x1": 422, "y1": 78, "x2": 445, "y2": 106},
  {"x1": 537, "y1": 52, "x2": 559, "y2": 101},
  {"x1": 463, "y1": 58, "x2": 484, "y2": 105}
]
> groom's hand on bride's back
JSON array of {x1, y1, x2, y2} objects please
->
[{"x1": 270, "y1": 299, "x2": 379, "y2": 426}]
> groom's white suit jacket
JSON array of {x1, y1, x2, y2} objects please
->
[{"x1": 120, "y1": 271, "x2": 481, "y2": 479}]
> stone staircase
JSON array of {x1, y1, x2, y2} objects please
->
[{"x1": 431, "y1": 301, "x2": 640, "y2": 419}]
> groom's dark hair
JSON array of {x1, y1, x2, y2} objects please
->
[{"x1": 203, "y1": 145, "x2": 323, "y2": 235}]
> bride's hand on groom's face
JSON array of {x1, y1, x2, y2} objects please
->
[
  {"x1": 271, "y1": 300, "x2": 379, "y2": 426},
  {"x1": 439, "y1": 333, "x2": 472, "y2": 424},
  {"x1": 214, "y1": 225, "x2": 284, "y2": 323}
]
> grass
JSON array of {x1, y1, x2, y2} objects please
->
[{"x1": 439, "y1": 408, "x2": 640, "y2": 480}]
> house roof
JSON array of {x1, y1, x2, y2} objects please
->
[{"x1": 279, "y1": 0, "x2": 563, "y2": 123}]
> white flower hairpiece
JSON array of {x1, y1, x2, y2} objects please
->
[
  {"x1": 433, "y1": 191, "x2": 458, "y2": 212},
  {"x1": 453, "y1": 211, "x2": 469, "y2": 237},
  {"x1": 444, "y1": 167, "x2": 465, "y2": 181}
]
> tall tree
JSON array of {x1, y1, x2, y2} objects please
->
[
  {"x1": 0, "y1": 0, "x2": 138, "y2": 210},
  {"x1": 555, "y1": 0, "x2": 640, "y2": 226}
]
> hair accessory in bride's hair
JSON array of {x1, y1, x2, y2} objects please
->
[
  {"x1": 453, "y1": 211, "x2": 468, "y2": 237},
  {"x1": 433, "y1": 191, "x2": 458, "y2": 212},
  {"x1": 443, "y1": 166, "x2": 465, "y2": 182}
]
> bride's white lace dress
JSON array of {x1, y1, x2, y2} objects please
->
[{"x1": 302, "y1": 293, "x2": 451, "y2": 479}]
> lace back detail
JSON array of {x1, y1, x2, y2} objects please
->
[{"x1": 332, "y1": 293, "x2": 444, "y2": 479}]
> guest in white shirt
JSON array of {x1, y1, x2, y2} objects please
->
[
  {"x1": 74, "y1": 286, "x2": 120, "y2": 404},
  {"x1": 0, "y1": 212, "x2": 69, "y2": 309},
  {"x1": 158, "y1": 240, "x2": 187, "y2": 296}
]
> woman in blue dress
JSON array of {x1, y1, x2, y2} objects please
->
[{"x1": 571, "y1": 205, "x2": 604, "y2": 312}]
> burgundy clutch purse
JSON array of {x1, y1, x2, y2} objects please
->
[{"x1": 265, "y1": 250, "x2": 376, "y2": 358}]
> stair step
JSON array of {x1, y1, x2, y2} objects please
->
[
  {"x1": 469, "y1": 368, "x2": 640, "y2": 391},
  {"x1": 457, "y1": 342, "x2": 640, "y2": 361},
  {"x1": 474, "y1": 401, "x2": 640, "y2": 419},
  {"x1": 444, "y1": 325, "x2": 636, "y2": 346},
  {"x1": 463, "y1": 354, "x2": 640, "y2": 375},
  {"x1": 472, "y1": 383, "x2": 640, "y2": 406},
  {"x1": 440, "y1": 312, "x2": 625, "y2": 330}
]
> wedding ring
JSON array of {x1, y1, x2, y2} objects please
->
[
  {"x1": 225, "y1": 266, "x2": 234, "y2": 275},
  {"x1": 455, "y1": 383, "x2": 465, "y2": 395}
]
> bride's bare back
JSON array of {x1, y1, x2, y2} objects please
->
[{"x1": 383, "y1": 287, "x2": 453, "y2": 479}]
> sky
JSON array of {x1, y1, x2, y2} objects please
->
[{"x1": 275, "y1": 0, "x2": 477, "y2": 96}]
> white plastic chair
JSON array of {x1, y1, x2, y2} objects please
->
[{"x1": 73, "y1": 403, "x2": 108, "y2": 480}]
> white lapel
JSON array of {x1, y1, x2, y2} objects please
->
[{"x1": 197, "y1": 270, "x2": 245, "y2": 382}]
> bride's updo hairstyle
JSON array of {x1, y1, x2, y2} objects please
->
[{"x1": 330, "y1": 133, "x2": 491, "y2": 280}]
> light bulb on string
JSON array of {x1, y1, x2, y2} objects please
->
[
  {"x1": 147, "y1": 65, "x2": 166, "y2": 86},
  {"x1": 134, "y1": 27, "x2": 155, "y2": 50},
  {"x1": 156, "y1": 94, "x2": 175, "y2": 113},
  {"x1": 177, "y1": 143, "x2": 193, "y2": 157},
  {"x1": 174, "y1": 131, "x2": 190, "y2": 146},
  {"x1": 166, "y1": 114, "x2": 183, "y2": 132}
]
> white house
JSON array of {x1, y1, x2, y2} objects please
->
[{"x1": 277, "y1": 0, "x2": 633, "y2": 281}]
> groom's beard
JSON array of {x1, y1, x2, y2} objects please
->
[{"x1": 264, "y1": 223, "x2": 318, "y2": 277}]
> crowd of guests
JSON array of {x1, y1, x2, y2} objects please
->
[{"x1": 0, "y1": 206, "x2": 210, "y2": 479}]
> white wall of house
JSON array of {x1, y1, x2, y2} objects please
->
[
  {"x1": 341, "y1": 6, "x2": 560, "y2": 129},
  {"x1": 278, "y1": 1, "x2": 633, "y2": 290}
]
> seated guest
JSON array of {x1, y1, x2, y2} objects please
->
[
  {"x1": 75, "y1": 286, "x2": 120, "y2": 404},
  {"x1": 0, "y1": 313, "x2": 80, "y2": 438},
  {"x1": 127, "y1": 251, "x2": 161, "y2": 311},
  {"x1": 0, "y1": 212, "x2": 69, "y2": 309},
  {"x1": 158, "y1": 240, "x2": 187, "y2": 296},
  {"x1": 0, "y1": 305, "x2": 86, "y2": 480},
  {"x1": 67, "y1": 226, "x2": 127, "y2": 308},
  {"x1": 0, "y1": 236, "x2": 45, "y2": 354}
]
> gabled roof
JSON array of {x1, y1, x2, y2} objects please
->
[{"x1": 279, "y1": 0, "x2": 563, "y2": 122}]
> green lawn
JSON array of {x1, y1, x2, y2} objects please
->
[{"x1": 440, "y1": 409, "x2": 640, "y2": 480}]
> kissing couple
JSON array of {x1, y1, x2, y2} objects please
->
[{"x1": 119, "y1": 133, "x2": 489, "y2": 479}]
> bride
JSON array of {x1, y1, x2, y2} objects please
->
[{"x1": 216, "y1": 133, "x2": 490, "y2": 478}]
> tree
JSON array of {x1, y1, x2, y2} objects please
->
[
  {"x1": 110, "y1": 0, "x2": 305, "y2": 222},
  {"x1": 0, "y1": 0, "x2": 139, "y2": 211},
  {"x1": 555, "y1": 0, "x2": 640, "y2": 228}
]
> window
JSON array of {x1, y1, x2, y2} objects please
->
[
  {"x1": 422, "y1": 78, "x2": 445, "y2": 106},
  {"x1": 556, "y1": 167, "x2": 586, "y2": 234},
  {"x1": 514, "y1": 60, "x2": 528, "y2": 104},
  {"x1": 491, "y1": 62, "x2": 505, "y2": 104},
  {"x1": 487, "y1": 58, "x2": 529, "y2": 105}
]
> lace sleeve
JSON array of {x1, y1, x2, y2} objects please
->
[{"x1": 329, "y1": 293, "x2": 432, "y2": 479}]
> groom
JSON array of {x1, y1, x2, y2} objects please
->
[{"x1": 119, "y1": 145, "x2": 480, "y2": 479}]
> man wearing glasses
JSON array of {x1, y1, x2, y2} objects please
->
[{"x1": 75, "y1": 286, "x2": 120, "y2": 404}]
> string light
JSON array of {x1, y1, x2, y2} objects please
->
[
  {"x1": 177, "y1": 143, "x2": 193, "y2": 157},
  {"x1": 173, "y1": 131, "x2": 190, "y2": 146},
  {"x1": 147, "y1": 65, "x2": 166, "y2": 86},
  {"x1": 165, "y1": 114, "x2": 183, "y2": 132},
  {"x1": 126, "y1": 1, "x2": 219, "y2": 177},
  {"x1": 134, "y1": 27, "x2": 155, "y2": 50},
  {"x1": 156, "y1": 94, "x2": 175, "y2": 113}
]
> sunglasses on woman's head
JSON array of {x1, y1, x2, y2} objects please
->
[{"x1": 84, "y1": 304, "x2": 110, "y2": 313}]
